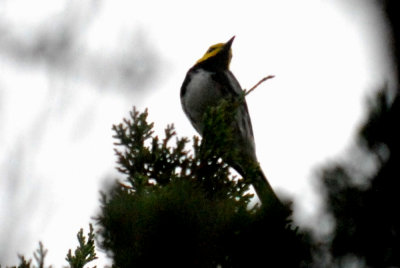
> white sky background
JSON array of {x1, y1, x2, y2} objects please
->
[{"x1": 0, "y1": 0, "x2": 393, "y2": 266}]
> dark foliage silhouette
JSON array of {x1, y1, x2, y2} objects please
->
[
  {"x1": 318, "y1": 1, "x2": 400, "y2": 266},
  {"x1": 96, "y1": 107, "x2": 311, "y2": 267}
]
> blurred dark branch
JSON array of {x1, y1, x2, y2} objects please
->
[
  {"x1": 0, "y1": 2, "x2": 159, "y2": 93},
  {"x1": 380, "y1": 0, "x2": 400, "y2": 81}
]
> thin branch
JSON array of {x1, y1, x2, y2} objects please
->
[{"x1": 244, "y1": 75, "x2": 275, "y2": 96}]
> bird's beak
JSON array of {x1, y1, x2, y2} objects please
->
[{"x1": 225, "y1": 36, "x2": 235, "y2": 49}]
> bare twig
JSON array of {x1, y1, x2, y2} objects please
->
[{"x1": 244, "y1": 75, "x2": 275, "y2": 96}]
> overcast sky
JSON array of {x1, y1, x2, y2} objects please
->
[{"x1": 0, "y1": 0, "x2": 394, "y2": 266}]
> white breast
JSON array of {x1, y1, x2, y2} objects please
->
[{"x1": 182, "y1": 69, "x2": 223, "y2": 134}]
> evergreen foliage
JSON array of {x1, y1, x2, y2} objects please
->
[
  {"x1": 66, "y1": 224, "x2": 98, "y2": 268},
  {"x1": 316, "y1": 1, "x2": 400, "y2": 266},
  {"x1": 3, "y1": 242, "x2": 49, "y2": 268},
  {"x1": 319, "y1": 87, "x2": 400, "y2": 267},
  {"x1": 1, "y1": 225, "x2": 96, "y2": 268},
  {"x1": 96, "y1": 106, "x2": 311, "y2": 267}
]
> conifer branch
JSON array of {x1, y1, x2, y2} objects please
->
[{"x1": 65, "y1": 224, "x2": 97, "y2": 268}]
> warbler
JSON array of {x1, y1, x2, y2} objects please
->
[{"x1": 180, "y1": 36, "x2": 282, "y2": 207}]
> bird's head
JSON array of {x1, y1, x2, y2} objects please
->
[{"x1": 195, "y1": 36, "x2": 235, "y2": 70}]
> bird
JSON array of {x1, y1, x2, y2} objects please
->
[{"x1": 180, "y1": 36, "x2": 282, "y2": 208}]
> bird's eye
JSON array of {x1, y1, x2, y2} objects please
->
[{"x1": 207, "y1": 47, "x2": 216, "y2": 53}]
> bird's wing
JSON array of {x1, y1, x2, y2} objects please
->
[{"x1": 212, "y1": 71, "x2": 256, "y2": 160}]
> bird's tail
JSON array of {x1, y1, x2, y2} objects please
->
[
  {"x1": 252, "y1": 168, "x2": 283, "y2": 209},
  {"x1": 233, "y1": 161, "x2": 283, "y2": 209}
]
